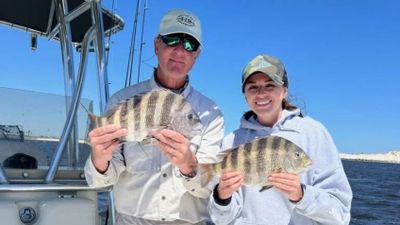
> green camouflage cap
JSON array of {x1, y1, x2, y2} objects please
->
[
  {"x1": 159, "y1": 9, "x2": 202, "y2": 45},
  {"x1": 242, "y1": 54, "x2": 287, "y2": 92}
]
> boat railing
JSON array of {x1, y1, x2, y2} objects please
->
[
  {"x1": 0, "y1": 125, "x2": 24, "y2": 142},
  {"x1": 0, "y1": 0, "x2": 124, "y2": 224}
]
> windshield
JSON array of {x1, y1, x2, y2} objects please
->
[{"x1": 0, "y1": 87, "x2": 92, "y2": 170}]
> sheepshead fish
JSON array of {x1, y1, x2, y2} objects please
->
[
  {"x1": 89, "y1": 89, "x2": 202, "y2": 143},
  {"x1": 201, "y1": 136, "x2": 312, "y2": 191}
]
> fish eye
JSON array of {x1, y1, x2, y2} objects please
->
[
  {"x1": 295, "y1": 152, "x2": 300, "y2": 158},
  {"x1": 187, "y1": 114, "x2": 194, "y2": 120}
]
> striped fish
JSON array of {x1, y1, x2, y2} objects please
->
[
  {"x1": 201, "y1": 136, "x2": 312, "y2": 191},
  {"x1": 89, "y1": 89, "x2": 202, "y2": 143}
]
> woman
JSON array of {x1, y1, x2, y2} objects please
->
[{"x1": 208, "y1": 54, "x2": 352, "y2": 225}]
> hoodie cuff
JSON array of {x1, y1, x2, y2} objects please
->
[
  {"x1": 213, "y1": 184, "x2": 232, "y2": 206},
  {"x1": 292, "y1": 184, "x2": 316, "y2": 211}
]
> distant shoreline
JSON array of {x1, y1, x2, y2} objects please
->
[
  {"x1": 341, "y1": 158, "x2": 400, "y2": 164},
  {"x1": 339, "y1": 151, "x2": 400, "y2": 164}
]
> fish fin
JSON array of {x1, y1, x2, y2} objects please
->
[
  {"x1": 259, "y1": 185, "x2": 273, "y2": 192},
  {"x1": 81, "y1": 101, "x2": 101, "y2": 132},
  {"x1": 198, "y1": 164, "x2": 214, "y2": 188},
  {"x1": 88, "y1": 113, "x2": 98, "y2": 132},
  {"x1": 140, "y1": 137, "x2": 157, "y2": 146},
  {"x1": 148, "y1": 126, "x2": 168, "y2": 135}
]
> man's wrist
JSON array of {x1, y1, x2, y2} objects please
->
[
  {"x1": 92, "y1": 157, "x2": 109, "y2": 174},
  {"x1": 179, "y1": 153, "x2": 198, "y2": 177},
  {"x1": 179, "y1": 164, "x2": 197, "y2": 178}
]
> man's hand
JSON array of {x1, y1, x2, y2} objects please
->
[
  {"x1": 152, "y1": 129, "x2": 197, "y2": 176},
  {"x1": 88, "y1": 124, "x2": 127, "y2": 173}
]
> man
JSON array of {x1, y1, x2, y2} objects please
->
[{"x1": 85, "y1": 9, "x2": 224, "y2": 225}]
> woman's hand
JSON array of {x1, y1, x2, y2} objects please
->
[
  {"x1": 268, "y1": 173, "x2": 303, "y2": 202},
  {"x1": 217, "y1": 171, "x2": 244, "y2": 200}
]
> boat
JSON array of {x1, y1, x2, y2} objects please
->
[{"x1": 0, "y1": 0, "x2": 124, "y2": 224}]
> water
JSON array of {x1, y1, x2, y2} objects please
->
[{"x1": 343, "y1": 160, "x2": 400, "y2": 225}]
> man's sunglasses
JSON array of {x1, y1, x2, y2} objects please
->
[{"x1": 160, "y1": 34, "x2": 200, "y2": 52}]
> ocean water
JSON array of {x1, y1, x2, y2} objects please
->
[{"x1": 342, "y1": 160, "x2": 400, "y2": 225}]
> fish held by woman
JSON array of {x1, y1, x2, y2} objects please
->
[
  {"x1": 200, "y1": 135, "x2": 312, "y2": 191},
  {"x1": 88, "y1": 89, "x2": 203, "y2": 144}
]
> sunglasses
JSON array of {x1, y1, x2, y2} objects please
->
[{"x1": 160, "y1": 34, "x2": 200, "y2": 52}]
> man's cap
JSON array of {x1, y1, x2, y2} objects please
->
[
  {"x1": 159, "y1": 9, "x2": 202, "y2": 45},
  {"x1": 241, "y1": 54, "x2": 288, "y2": 92}
]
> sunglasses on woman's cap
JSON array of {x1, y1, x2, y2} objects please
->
[{"x1": 160, "y1": 34, "x2": 200, "y2": 52}]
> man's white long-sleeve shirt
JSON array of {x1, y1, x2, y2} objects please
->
[{"x1": 85, "y1": 75, "x2": 224, "y2": 225}]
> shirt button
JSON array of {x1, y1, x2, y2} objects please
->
[
  {"x1": 161, "y1": 196, "x2": 166, "y2": 200},
  {"x1": 191, "y1": 189, "x2": 195, "y2": 192},
  {"x1": 161, "y1": 218, "x2": 165, "y2": 221},
  {"x1": 163, "y1": 173, "x2": 167, "y2": 178}
]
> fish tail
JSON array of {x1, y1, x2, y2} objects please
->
[
  {"x1": 88, "y1": 113, "x2": 99, "y2": 132},
  {"x1": 79, "y1": 102, "x2": 99, "y2": 132},
  {"x1": 198, "y1": 164, "x2": 214, "y2": 188}
]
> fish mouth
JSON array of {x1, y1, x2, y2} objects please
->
[{"x1": 191, "y1": 125, "x2": 203, "y2": 136}]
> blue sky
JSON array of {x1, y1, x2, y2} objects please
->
[{"x1": 1, "y1": 0, "x2": 399, "y2": 153}]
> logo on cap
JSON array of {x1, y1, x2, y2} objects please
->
[
  {"x1": 253, "y1": 60, "x2": 272, "y2": 70},
  {"x1": 176, "y1": 15, "x2": 195, "y2": 27}
]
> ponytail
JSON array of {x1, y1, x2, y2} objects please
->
[{"x1": 282, "y1": 98, "x2": 297, "y2": 111}]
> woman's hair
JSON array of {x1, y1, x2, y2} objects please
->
[{"x1": 282, "y1": 98, "x2": 297, "y2": 111}]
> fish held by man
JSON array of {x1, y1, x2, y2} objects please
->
[
  {"x1": 88, "y1": 89, "x2": 203, "y2": 144},
  {"x1": 200, "y1": 136, "x2": 312, "y2": 191}
]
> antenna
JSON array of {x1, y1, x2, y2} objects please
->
[
  {"x1": 125, "y1": 0, "x2": 141, "y2": 87},
  {"x1": 136, "y1": 0, "x2": 148, "y2": 83}
]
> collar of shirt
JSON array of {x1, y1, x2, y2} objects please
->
[{"x1": 151, "y1": 68, "x2": 191, "y2": 97}]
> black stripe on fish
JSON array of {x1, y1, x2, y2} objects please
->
[
  {"x1": 133, "y1": 95, "x2": 142, "y2": 134},
  {"x1": 243, "y1": 141, "x2": 252, "y2": 175},
  {"x1": 160, "y1": 92, "x2": 175, "y2": 127},
  {"x1": 230, "y1": 145, "x2": 239, "y2": 170},
  {"x1": 256, "y1": 137, "x2": 267, "y2": 178},
  {"x1": 106, "y1": 109, "x2": 115, "y2": 125},
  {"x1": 145, "y1": 91, "x2": 159, "y2": 129},
  {"x1": 119, "y1": 100, "x2": 129, "y2": 128},
  {"x1": 270, "y1": 136, "x2": 281, "y2": 172}
]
